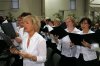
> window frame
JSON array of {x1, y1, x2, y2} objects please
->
[
  {"x1": 70, "y1": 0, "x2": 76, "y2": 10},
  {"x1": 11, "y1": 0, "x2": 19, "y2": 9}
]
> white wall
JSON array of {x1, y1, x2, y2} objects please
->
[
  {"x1": 45, "y1": 0, "x2": 69, "y2": 19},
  {"x1": 12, "y1": 0, "x2": 42, "y2": 18},
  {"x1": 91, "y1": 0, "x2": 100, "y2": 4},
  {"x1": 0, "y1": 0, "x2": 42, "y2": 18},
  {"x1": 0, "y1": 0, "x2": 89, "y2": 20},
  {"x1": 0, "y1": 0, "x2": 11, "y2": 16},
  {"x1": 45, "y1": 0, "x2": 89, "y2": 20}
]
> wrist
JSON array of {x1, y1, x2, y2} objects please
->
[
  {"x1": 86, "y1": 43, "x2": 91, "y2": 48},
  {"x1": 30, "y1": 55, "x2": 37, "y2": 61},
  {"x1": 87, "y1": 44, "x2": 91, "y2": 48}
]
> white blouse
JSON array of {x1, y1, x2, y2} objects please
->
[
  {"x1": 57, "y1": 27, "x2": 80, "y2": 57},
  {"x1": 77, "y1": 30, "x2": 98, "y2": 61},
  {"x1": 18, "y1": 27, "x2": 25, "y2": 38},
  {"x1": 21, "y1": 32, "x2": 47, "y2": 66}
]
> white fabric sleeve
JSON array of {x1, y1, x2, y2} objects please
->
[
  {"x1": 36, "y1": 39, "x2": 47, "y2": 62},
  {"x1": 91, "y1": 43, "x2": 100, "y2": 51},
  {"x1": 57, "y1": 39, "x2": 62, "y2": 51}
]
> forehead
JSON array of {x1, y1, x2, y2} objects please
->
[
  {"x1": 23, "y1": 17, "x2": 32, "y2": 22},
  {"x1": 81, "y1": 20, "x2": 88, "y2": 23},
  {"x1": 66, "y1": 18, "x2": 71, "y2": 20},
  {"x1": 18, "y1": 17, "x2": 22, "y2": 20}
]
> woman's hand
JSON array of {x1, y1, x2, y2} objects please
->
[
  {"x1": 70, "y1": 42, "x2": 75, "y2": 47},
  {"x1": 10, "y1": 48, "x2": 19, "y2": 54},
  {"x1": 54, "y1": 35, "x2": 59, "y2": 43},
  {"x1": 19, "y1": 51, "x2": 37, "y2": 61},
  {"x1": 19, "y1": 51, "x2": 32, "y2": 58},
  {"x1": 15, "y1": 37, "x2": 22, "y2": 43},
  {"x1": 81, "y1": 40, "x2": 91, "y2": 48}
]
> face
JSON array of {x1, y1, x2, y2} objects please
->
[
  {"x1": 17, "y1": 17, "x2": 24, "y2": 27},
  {"x1": 95, "y1": 23, "x2": 99, "y2": 28},
  {"x1": 23, "y1": 18, "x2": 34, "y2": 33},
  {"x1": 65, "y1": 18, "x2": 74, "y2": 27},
  {"x1": 81, "y1": 20, "x2": 90, "y2": 30},
  {"x1": 48, "y1": 21, "x2": 54, "y2": 26},
  {"x1": 54, "y1": 21, "x2": 60, "y2": 27}
]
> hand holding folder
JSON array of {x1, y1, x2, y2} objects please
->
[
  {"x1": 50, "y1": 25, "x2": 68, "y2": 39},
  {"x1": 0, "y1": 32, "x2": 19, "y2": 51},
  {"x1": 50, "y1": 25, "x2": 100, "y2": 46},
  {"x1": 68, "y1": 33, "x2": 100, "y2": 46},
  {"x1": 81, "y1": 40, "x2": 91, "y2": 48}
]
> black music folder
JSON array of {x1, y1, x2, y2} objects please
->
[
  {"x1": 0, "y1": 32, "x2": 19, "y2": 51},
  {"x1": 50, "y1": 23, "x2": 100, "y2": 45},
  {"x1": 68, "y1": 33, "x2": 100, "y2": 46},
  {"x1": 50, "y1": 25, "x2": 100, "y2": 45},
  {"x1": 50, "y1": 26, "x2": 68, "y2": 39},
  {"x1": 0, "y1": 32, "x2": 19, "y2": 60},
  {"x1": 42, "y1": 27, "x2": 49, "y2": 33},
  {"x1": 1, "y1": 23, "x2": 17, "y2": 39}
]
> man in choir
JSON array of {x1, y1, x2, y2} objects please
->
[
  {"x1": 11, "y1": 12, "x2": 32, "y2": 66},
  {"x1": 15, "y1": 12, "x2": 32, "y2": 42}
]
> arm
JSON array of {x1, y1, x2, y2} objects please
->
[
  {"x1": 81, "y1": 40, "x2": 99, "y2": 50},
  {"x1": 81, "y1": 40, "x2": 91, "y2": 48},
  {"x1": 19, "y1": 39, "x2": 47, "y2": 62},
  {"x1": 36, "y1": 39, "x2": 47, "y2": 62},
  {"x1": 15, "y1": 37, "x2": 22, "y2": 43}
]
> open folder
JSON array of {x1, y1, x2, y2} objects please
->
[
  {"x1": 50, "y1": 26, "x2": 68, "y2": 39},
  {"x1": 50, "y1": 26, "x2": 100, "y2": 46},
  {"x1": 68, "y1": 33, "x2": 100, "y2": 46},
  {"x1": 1, "y1": 23, "x2": 17, "y2": 39},
  {"x1": 0, "y1": 32, "x2": 19, "y2": 51}
]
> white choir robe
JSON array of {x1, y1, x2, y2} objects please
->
[{"x1": 21, "y1": 32, "x2": 47, "y2": 66}]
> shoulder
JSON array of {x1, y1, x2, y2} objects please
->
[
  {"x1": 74, "y1": 27, "x2": 80, "y2": 31},
  {"x1": 77, "y1": 31, "x2": 82, "y2": 34},
  {"x1": 34, "y1": 32, "x2": 46, "y2": 41},
  {"x1": 78, "y1": 30, "x2": 94, "y2": 34},
  {"x1": 73, "y1": 27, "x2": 81, "y2": 34}
]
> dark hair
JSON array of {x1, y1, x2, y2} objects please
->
[
  {"x1": 0, "y1": 16, "x2": 4, "y2": 24},
  {"x1": 20, "y1": 12, "x2": 32, "y2": 17},
  {"x1": 80, "y1": 17, "x2": 92, "y2": 28},
  {"x1": 46, "y1": 19, "x2": 51, "y2": 22}
]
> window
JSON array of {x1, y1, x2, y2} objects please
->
[
  {"x1": 70, "y1": 0, "x2": 76, "y2": 10},
  {"x1": 11, "y1": 0, "x2": 19, "y2": 9}
]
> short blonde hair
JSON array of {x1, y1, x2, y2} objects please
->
[
  {"x1": 65, "y1": 16, "x2": 76, "y2": 26},
  {"x1": 23, "y1": 15, "x2": 41, "y2": 32}
]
